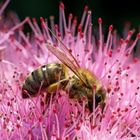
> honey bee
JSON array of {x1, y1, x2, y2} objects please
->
[{"x1": 22, "y1": 29, "x2": 106, "y2": 111}]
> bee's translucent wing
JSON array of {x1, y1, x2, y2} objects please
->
[
  {"x1": 46, "y1": 42, "x2": 86, "y2": 85},
  {"x1": 48, "y1": 28, "x2": 80, "y2": 68}
]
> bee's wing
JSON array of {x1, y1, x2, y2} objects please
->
[
  {"x1": 48, "y1": 28, "x2": 80, "y2": 68},
  {"x1": 46, "y1": 42, "x2": 87, "y2": 85}
]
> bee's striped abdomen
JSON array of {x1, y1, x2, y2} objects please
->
[{"x1": 22, "y1": 63, "x2": 67, "y2": 98}]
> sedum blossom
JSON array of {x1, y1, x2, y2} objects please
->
[{"x1": 0, "y1": 0, "x2": 140, "y2": 139}]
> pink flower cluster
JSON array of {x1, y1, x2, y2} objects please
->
[{"x1": 0, "y1": 0, "x2": 140, "y2": 139}]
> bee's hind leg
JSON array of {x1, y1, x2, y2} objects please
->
[{"x1": 47, "y1": 78, "x2": 69, "y2": 93}]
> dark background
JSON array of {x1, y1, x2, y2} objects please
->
[{"x1": 4, "y1": 0, "x2": 140, "y2": 32}]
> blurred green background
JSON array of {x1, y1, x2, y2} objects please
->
[{"x1": 5, "y1": 0, "x2": 140, "y2": 32}]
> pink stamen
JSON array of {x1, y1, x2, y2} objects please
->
[
  {"x1": 0, "y1": 0, "x2": 10, "y2": 16},
  {"x1": 80, "y1": 5, "x2": 88, "y2": 27}
]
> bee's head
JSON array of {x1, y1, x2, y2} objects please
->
[
  {"x1": 87, "y1": 87, "x2": 106, "y2": 112},
  {"x1": 77, "y1": 68, "x2": 106, "y2": 111}
]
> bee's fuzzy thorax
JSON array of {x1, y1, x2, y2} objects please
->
[{"x1": 78, "y1": 68, "x2": 101, "y2": 88}]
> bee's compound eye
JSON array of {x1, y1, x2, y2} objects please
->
[
  {"x1": 95, "y1": 94, "x2": 102, "y2": 104},
  {"x1": 22, "y1": 89, "x2": 30, "y2": 98}
]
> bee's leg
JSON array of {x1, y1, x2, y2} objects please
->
[
  {"x1": 47, "y1": 79, "x2": 69, "y2": 93},
  {"x1": 88, "y1": 100, "x2": 93, "y2": 112},
  {"x1": 42, "y1": 79, "x2": 69, "y2": 115},
  {"x1": 100, "y1": 101, "x2": 106, "y2": 113},
  {"x1": 88, "y1": 94, "x2": 105, "y2": 113}
]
